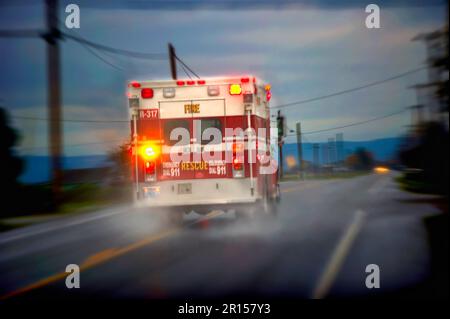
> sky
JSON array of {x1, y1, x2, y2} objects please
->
[{"x1": 0, "y1": 0, "x2": 447, "y2": 156}]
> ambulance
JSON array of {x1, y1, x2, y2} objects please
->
[{"x1": 127, "y1": 76, "x2": 280, "y2": 221}]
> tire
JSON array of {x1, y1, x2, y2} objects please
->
[
  {"x1": 275, "y1": 183, "x2": 281, "y2": 203},
  {"x1": 235, "y1": 191, "x2": 277, "y2": 221},
  {"x1": 154, "y1": 207, "x2": 183, "y2": 226},
  {"x1": 168, "y1": 210, "x2": 183, "y2": 226},
  {"x1": 263, "y1": 184, "x2": 279, "y2": 218},
  {"x1": 235, "y1": 211, "x2": 249, "y2": 220}
]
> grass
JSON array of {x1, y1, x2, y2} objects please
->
[
  {"x1": 0, "y1": 183, "x2": 133, "y2": 232},
  {"x1": 396, "y1": 172, "x2": 448, "y2": 196},
  {"x1": 281, "y1": 170, "x2": 370, "y2": 182}
]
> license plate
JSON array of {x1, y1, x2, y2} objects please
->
[
  {"x1": 177, "y1": 183, "x2": 192, "y2": 194},
  {"x1": 143, "y1": 186, "x2": 160, "y2": 198},
  {"x1": 128, "y1": 98, "x2": 139, "y2": 108}
]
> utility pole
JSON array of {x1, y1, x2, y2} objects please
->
[
  {"x1": 44, "y1": 0, "x2": 63, "y2": 202},
  {"x1": 296, "y1": 122, "x2": 303, "y2": 179},
  {"x1": 0, "y1": 0, "x2": 63, "y2": 203},
  {"x1": 168, "y1": 43, "x2": 177, "y2": 80},
  {"x1": 276, "y1": 110, "x2": 285, "y2": 179}
]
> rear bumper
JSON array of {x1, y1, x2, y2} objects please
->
[{"x1": 134, "y1": 178, "x2": 259, "y2": 208}]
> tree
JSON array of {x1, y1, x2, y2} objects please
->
[
  {"x1": 0, "y1": 107, "x2": 24, "y2": 212},
  {"x1": 400, "y1": 121, "x2": 449, "y2": 195},
  {"x1": 432, "y1": 26, "x2": 448, "y2": 113},
  {"x1": 345, "y1": 147, "x2": 374, "y2": 171},
  {"x1": 107, "y1": 142, "x2": 132, "y2": 185}
]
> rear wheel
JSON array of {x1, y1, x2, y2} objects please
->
[
  {"x1": 154, "y1": 207, "x2": 183, "y2": 226},
  {"x1": 235, "y1": 189, "x2": 278, "y2": 220},
  {"x1": 263, "y1": 192, "x2": 278, "y2": 219},
  {"x1": 275, "y1": 183, "x2": 281, "y2": 203},
  {"x1": 168, "y1": 211, "x2": 183, "y2": 226}
]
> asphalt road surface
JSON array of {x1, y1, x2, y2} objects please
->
[{"x1": 0, "y1": 172, "x2": 441, "y2": 301}]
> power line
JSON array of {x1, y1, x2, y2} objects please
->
[
  {"x1": 0, "y1": 29, "x2": 42, "y2": 38},
  {"x1": 8, "y1": 65, "x2": 416, "y2": 124},
  {"x1": 80, "y1": 42, "x2": 127, "y2": 73},
  {"x1": 175, "y1": 54, "x2": 200, "y2": 79},
  {"x1": 62, "y1": 32, "x2": 166, "y2": 60},
  {"x1": 179, "y1": 62, "x2": 193, "y2": 79},
  {"x1": 10, "y1": 105, "x2": 408, "y2": 128},
  {"x1": 271, "y1": 67, "x2": 426, "y2": 110},
  {"x1": 55, "y1": 18, "x2": 127, "y2": 73},
  {"x1": 11, "y1": 115, "x2": 128, "y2": 123},
  {"x1": 286, "y1": 108, "x2": 408, "y2": 136},
  {"x1": 14, "y1": 109, "x2": 408, "y2": 149},
  {"x1": 17, "y1": 139, "x2": 128, "y2": 151}
]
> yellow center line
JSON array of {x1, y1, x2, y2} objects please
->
[
  {"x1": 0, "y1": 210, "x2": 223, "y2": 301},
  {"x1": 312, "y1": 210, "x2": 366, "y2": 299}
]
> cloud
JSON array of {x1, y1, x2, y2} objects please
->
[{"x1": 1, "y1": 4, "x2": 446, "y2": 155}]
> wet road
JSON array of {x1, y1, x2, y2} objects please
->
[{"x1": 0, "y1": 173, "x2": 440, "y2": 300}]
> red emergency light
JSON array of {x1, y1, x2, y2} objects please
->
[
  {"x1": 145, "y1": 161, "x2": 156, "y2": 175},
  {"x1": 176, "y1": 80, "x2": 185, "y2": 86},
  {"x1": 141, "y1": 88, "x2": 154, "y2": 99},
  {"x1": 233, "y1": 157, "x2": 243, "y2": 171},
  {"x1": 130, "y1": 81, "x2": 141, "y2": 88},
  {"x1": 187, "y1": 80, "x2": 195, "y2": 85}
]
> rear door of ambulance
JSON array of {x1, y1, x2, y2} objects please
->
[
  {"x1": 158, "y1": 99, "x2": 194, "y2": 181},
  {"x1": 191, "y1": 98, "x2": 227, "y2": 179},
  {"x1": 158, "y1": 97, "x2": 227, "y2": 181}
]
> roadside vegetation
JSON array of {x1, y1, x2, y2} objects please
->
[
  {"x1": 398, "y1": 121, "x2": 449, "y2": 196},
  {"x1": 281, "y1": 147, "x2": 375, "y2": 182},
  {"x1": 0, "y1": 115, "x2": 133, "y2": 231}
]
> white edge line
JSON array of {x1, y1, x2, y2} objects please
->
[
  {"x1": 0, "y1": 207, "x2": 224, "y2": 245},
  {"x1": 0, "y1": 207, "x2": 129, "y2": 245}
]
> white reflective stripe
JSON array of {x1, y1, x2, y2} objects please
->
[
  {"x1": 223, "y1": 136, "x2": 246, "y2": 141},
  {"x1": 161, "y1": 142, "x2": 268, "y2": 154},
  {"x1": 162, "y1": 144, "x2": 190, "y2": 154},
  {"x1": 159, "y1": 100, "x2": 191, "y2": 119}
]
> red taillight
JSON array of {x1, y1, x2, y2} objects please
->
[
  {"x1": 145, "y1": 161, "x2": 155, "y2": 175},
  {"x1": 187, "y1": 80, "x2": 195, "y2": 85},
  {"x1": 197, "y1": 80, "x2": 205, "y2": 85},
  {"x1": 232, "y1": 142, "x2": 244, "y2": 153},
  {"x1": 176, "y1": 80, "x2": 185, "y2": 86},
  {"x1": 233, "y1": 157, "x2": 243, "y2": 171},
  {"x1": 232, "y1": 143, "x2": 244, "y2": 171},
  {"x1": 130, "y1": 81, "x2": 141, "y2": 88},
  {"x1": 141, "y1": 88, "x2": 154, "y2": 99},
  {"x1": 241, "y1": 77, "x2": 250, "y2": 83}
]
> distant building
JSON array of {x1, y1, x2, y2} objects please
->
[
  {"x1": 321, "y1": 143, "x2": 329, "y2": 165},
  {"x1": 336, "y1": 133, "x2": 344, "y2": 164},
  {"x1": 328, "y1": 138, "x2": 336, "y2": 165},
  {"x1": 313, "y1": 143, "x2": 320, "y2": 168}
]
